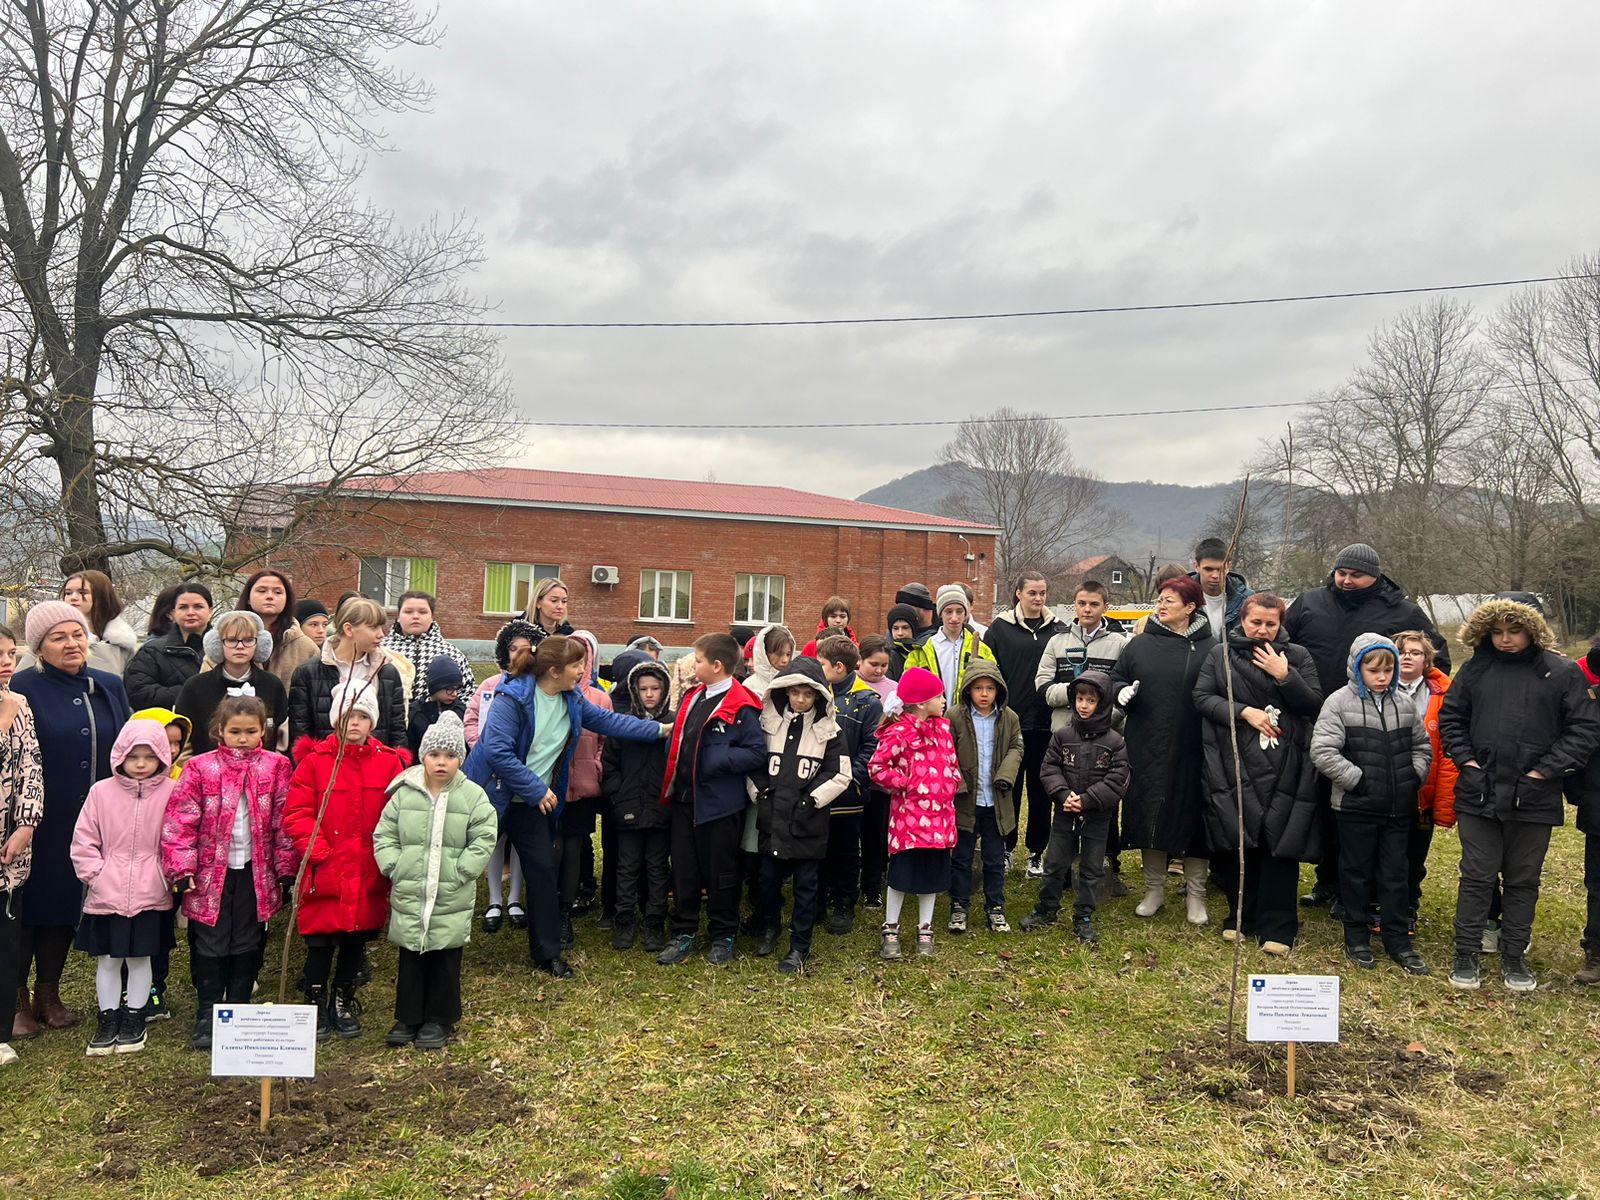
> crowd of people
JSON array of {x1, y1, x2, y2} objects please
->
[{"x1": 1, "y1": 545, "x2": 1598, "y2": 1065}]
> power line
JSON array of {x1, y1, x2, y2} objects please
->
[{"x1": 390, "y1": 273, "x2": 1595, "y2": 330}]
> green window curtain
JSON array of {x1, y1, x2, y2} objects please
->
[
  {"x1": 484, "y1": 562, "x2": 512, "y2": 613},
  {"x1": 409, "y1": 557, "x2": 438, "y2": 594}
]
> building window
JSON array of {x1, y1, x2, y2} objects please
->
[
  {"x1": 1111, "y1": 570, "x2": 1124, "y2": 585},
  {"x1": 639, "y1": 569, "x2": 692, "y2": 622},
  {"x1": 734, "y1": 573, "x2": 785, "y2": 624},
  {"x1": 359, "y1": 556, "x2": 437, "y2": 606},
  {"x1": 484, "y1": 562, "x2": 561, "y2": 616}
]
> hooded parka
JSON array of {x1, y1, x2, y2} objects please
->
[
  {"x1": 1194, "y1": 628, "x2": 1324, "y2": 859},
  {"x1": 754, "y1": 658, "x2": 853, "y2": 860},
  {"x1": 949, "y1": 659, "x2": 1025, "y2": 835}
]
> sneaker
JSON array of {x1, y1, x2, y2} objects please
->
[
  {"x1": 777, "y1": 950, "x2": 806, "y2": 976},
  {"x1": 1025, "y1": 854, "x2": 1045, "y2": 878},
  {"x1": 332, "y1": 987, "x2": 362, "y2": 1039},
  {"x1": 86, "y1": 1008, "x2": 120, "y2": 1057},
  {"x1": 1072, "y1": 917, "x2": 1099, "y2": 944},
  {"x1": 861, "y1": 893, "x2": 883, "y2": 911},
  {"x1": 879, "y1": 925, "x2": 902, "y2": 961},
  {"x1": 1449, "y1": 952, "x2": 1482, "y2": 990},
  {"x1": 0, "y1": 1042, "x2": 17, "y2": 1066},
  {"x1": 386, "y1": 1022, "x2": 419, "y2": 1047},
  {"x1": 947, "y1": 904, "x2": 968, "y2": 934},
  {"x1": 1019, "y1": 909, "x2": 1056, "y2": 932},
  {"x1": 415, "y1": 1022, "x2": 451, "y2": 1050},
  {"x1": 1502, "y1": 953, "x2": 1537, "y2": 992},
  {"x1": 535, "y1": 957, "x2": 574, "y2": 979},
  {"x1": 114, "y1": 1006, "x2": 146, "y2": 1055},
  {"x1": 826, "y1": 909, "x2": 855, "y2": 936},
  {"x1": 915, "y1": 924, "x2": 935, "y2": 957},
  {"x1": 755, "y1": 927, "x2": 781, "y2": 957},
  {"x1": 140, "y1": 988, "x2": 171, "y2": 1023},
  {"x1": 1387, "y1": 944, "x2": 1429, "y2": 975},
  {"x1": 657, "y1": 934, "x2": 697, "y2": 966},
  {"x1": 705, "y1": 937, "x2": 736, "y2": 966},
  {"x1": 1328, "y1": 900, "x2": 1348, "y2": 923},
  {"x1": 1481, "y1": 920, "x2": 1501, "y2": 954},
  {"x1": 1344, "y1": 942, "x2": 1376, "y2": 969},
  {"x1": 1300, "y1": 882, "x2": 1336, "y2": 908},
  {"x1": 987, "y1": 909, "x2": 1011, "y2": 933}
]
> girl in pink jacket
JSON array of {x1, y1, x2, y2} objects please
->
[
  {"x1": 160, "y1": 696, "x2": 297, "y2": 1050},
  {"x1": 867, "y1": 668, "x2": 961, "y2": 962},
  {"x1": 70, "y1": 717, "x2": 176, "y2": 1056}
]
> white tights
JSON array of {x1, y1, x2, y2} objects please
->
[
  {"x1": 486, "y1": 837, "x2": 524, "y2": 909},
  {"x1": 883, "y1": 888, "x2": 936, "y2": 928},
  {"x1": 96, "y1": 955, "x2": 151, "y2": 1011}
]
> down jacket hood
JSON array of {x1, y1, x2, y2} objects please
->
[
  {"x1": 624, "y1": 660, "x2": 673, "y2": 720},
  {"x1": 957, "y1": 657, "x2": 1009, "y2": 708},
  {"x1": 131, "y1": 706, "x2": 192, "y2": 752},
  {"x1": 1346, "y1": 632, "x2": 1401, "y2": 698},
  {"x1": 1458, "y1": 598, "x2": 1555, "y2": 651},
  {"x1": 203, "y1": 610, "x2": 274, "y2": 666},
  {"x1": 765, "y1": 656, "x2": 837, "y2": 723},
  {"x1": 571, "y1": 629, "x2": 602, "y2": 688},
  {"x1": 111, "y1": 717, "x2": 175, "y2": 779},
  {"x1": 1067, "y1": 669, "x2": 1116, "y2": 735}
]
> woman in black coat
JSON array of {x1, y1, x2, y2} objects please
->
[
  {"x1": 123, "y1": 582, "x2": 213, "y2": 710},
  {"x1": 1111, "y1": 576, "x2": 1216, "y2": 926},
  {"x1": 1193, "y1": 594, "x2": 1323, "y2": 951}
]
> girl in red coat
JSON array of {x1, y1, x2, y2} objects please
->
[
  {"x1": 283, "y1": 679, "x2": 408, "y2": 1041},
  {"x1": 867, "y1": 667, "x2": 960, "y2": 961}
]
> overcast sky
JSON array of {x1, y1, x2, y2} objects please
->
[{"x1": 364, "y1": 2, "x2": 1600, "y2": 500}]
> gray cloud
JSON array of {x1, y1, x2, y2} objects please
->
[{"x1": 362, "y1": 1, "x2": 1600, "y2": 498}]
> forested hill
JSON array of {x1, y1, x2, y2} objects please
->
[{"x1": 858, "y1": 465, "x2": 1236, "y2": 563}]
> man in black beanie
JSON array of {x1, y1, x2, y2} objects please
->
[
  {"x1": 894, "y1": 583, "x2": 937, "y2": 638},
  {"x1": 1286, "y1": 543, "x2": 1450, "y2": 912}
]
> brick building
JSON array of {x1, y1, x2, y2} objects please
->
[
  {"x1": 1059, "y1": 553, "x2": 1144, "y2": 604},
  {"x1": 267, "y1": 468, "x2": 998, "y2": 647}
]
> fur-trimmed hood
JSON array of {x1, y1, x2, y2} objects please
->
[
  {"x1": 1458, "y1": 598, "x2": 1555, "y2": 652},
  {"x1": 624, "y1": 659, "x2": 673, "y2": 720}
]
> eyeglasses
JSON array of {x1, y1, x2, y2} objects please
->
[{"x1": 222, "y1": 637, "x2": 258, "y2": 648}]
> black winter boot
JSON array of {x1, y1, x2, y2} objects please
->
[
  {"x1": 332, "y1": 984, "x2": 363, "y2": 1039},
  {"x1": 304, "y1": 984, "x2": 333, "y2": 1042},
  {"x1": 190, "y1": 955, "x2": 227, "y2": 1051}
]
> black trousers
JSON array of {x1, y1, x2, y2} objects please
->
[
  {"x1": 859, "y1": 789, "x2": 890, "y2": 895},
  {"x1": 1335, "y1": 812, "x2": 1410, "y2": 953},
  {"x1": 1313, "y1": 776, "x2": 1340, "y2": 892},
  {"x1": 500, "y1": 801, "x2": 564, "y2": 962},
  {"x1": 1018, "y1": 730, "x2": 1054, "y2": 855},
  {"x1": 820, "y1": 810, "x2": 862, "y2": 914},
  {"x1": 1584, "y1": 833, "x2": 1600, "y2": 951},
  {"x1": 669, "y1": 806, "x2": 743, "y2": 941},
  {"x1": 1211, "y1": 848, "x2": 1301, "y2": 947},
  {"x1": 394, "y1": 946, "x2": 463, "y2": 1027},
  {"x1": 1405, "y1": 818, "x2": 1434, "y2": 920},
  {"x1": 301, "y1": 930, "x2": 378, "y2": 988},
  {"x1": 759, "y1": 856, "x2": 821, "y2": 957},
  {"x1": 951, "y1": 806, "x2": 1008, "y2": 912},
  {"x1": 1037, "y1": 811, "x2": 1111, "y2": 920},
  {"x1": 0, "y1": 890, "x2": 19, "y2": 1017},
  {"x1": 1454, "y1": 813, "x2": 1552, "y2": 958},
  {"x1": 614, "y1": 826, "x2": 671, "y2": 926}
]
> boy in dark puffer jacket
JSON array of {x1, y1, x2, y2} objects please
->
[
  {"x1": 407, "y1": 655, "x2": 467, "y2": 759},
  {"x1": 1310, "y1": 633, "x2": 1431, "y2": 976},
  {"x1": 1021, "y1": 671, "x2": 1129, "y2": 942},
  {"x1": 600, "y1": 660, "x2": 675, "y2": 952},
  {"x1": 1442, "y1": 599, "x2": 1600, "y2": 992}
]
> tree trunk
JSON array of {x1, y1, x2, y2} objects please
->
[{"x1": 48, "y1": 354, "x2": 110, "y2": 574}]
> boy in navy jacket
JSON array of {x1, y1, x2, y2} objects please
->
[{"x1": 658, "y1": 632, "x2": 765, "y2": 966}]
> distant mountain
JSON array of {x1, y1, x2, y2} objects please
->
[{"x1": 858, "y1": 465, "x2": 1236, "y2": 565}]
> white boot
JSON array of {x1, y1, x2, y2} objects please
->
[
  {"x1": 1183, "y1": 858, "x2": 1210, "y2": 926},
  {"x1": 1136, "y1": 851, "x2": 1167, "y2": 917}
]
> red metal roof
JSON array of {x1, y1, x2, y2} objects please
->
[{"x1": 355, "y1": 468, "x2": 998, "y2": 533}]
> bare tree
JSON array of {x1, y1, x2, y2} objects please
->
[
  {"x1": 938, "y1": 408, "x2": 1119, "y2": 585},
  {"x1": 0, "y1": 1, "x2": 511, "y2": 574}
]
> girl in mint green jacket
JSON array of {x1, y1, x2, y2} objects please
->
[{"x1": 374, "y1": 712, "x2": 496, "y2": 1049}]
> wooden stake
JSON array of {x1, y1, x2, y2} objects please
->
[
  {"x1": 260, "y1": 1076, "x2": 272, "y2": 1131},
  {"x1": 1286, "y1": 1042, "x2": 1297, "y2": 1099}
]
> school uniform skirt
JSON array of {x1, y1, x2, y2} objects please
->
[
  {"x1": 887, "y1": 848, "x2": 952, "y2": 895},
  {"x1": 75, "y1": 910, "x2": 171, "y2": 958}
]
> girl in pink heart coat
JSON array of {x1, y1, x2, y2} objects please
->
[{"x1": 868, "y1": 667, "x2": 960, "y2": 961}]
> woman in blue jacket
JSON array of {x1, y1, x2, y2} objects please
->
[{"x1": 464, "y1": 635, "x2": 666, "y2": 979}]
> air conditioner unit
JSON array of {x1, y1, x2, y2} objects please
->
[{"x1": 591, "y1": 565, "x2": 620, "y2": 586}]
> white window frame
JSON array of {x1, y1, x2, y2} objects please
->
[
  {"x1": 483, "y1": 561, "x2": 561, "y2": 616},
  {"x1": 733, "y1": 573, "x2": 785, "y2": 624},
  {"x1": 1110, "y1": 569, "x2": 1124, "y2": 585},
  {"x1": 639, "y1": 568, "x2": 693, "y2": 623}
]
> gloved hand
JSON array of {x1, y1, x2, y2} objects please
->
[{"x1": 1117, "y1": 680, "x2": 1140, "y2": 707}]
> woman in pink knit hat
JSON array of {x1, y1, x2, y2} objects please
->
[{"x1": 867, "y1": 667, "x2": 961, "y2": 962}]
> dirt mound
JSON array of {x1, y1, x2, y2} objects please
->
[
  {"x1": 98, "y1": 1063, "x2": 528, "y2": 1180},
  {"x1": 1152, "y1": 1022, "x2": 1503, "y2": 1150}
]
